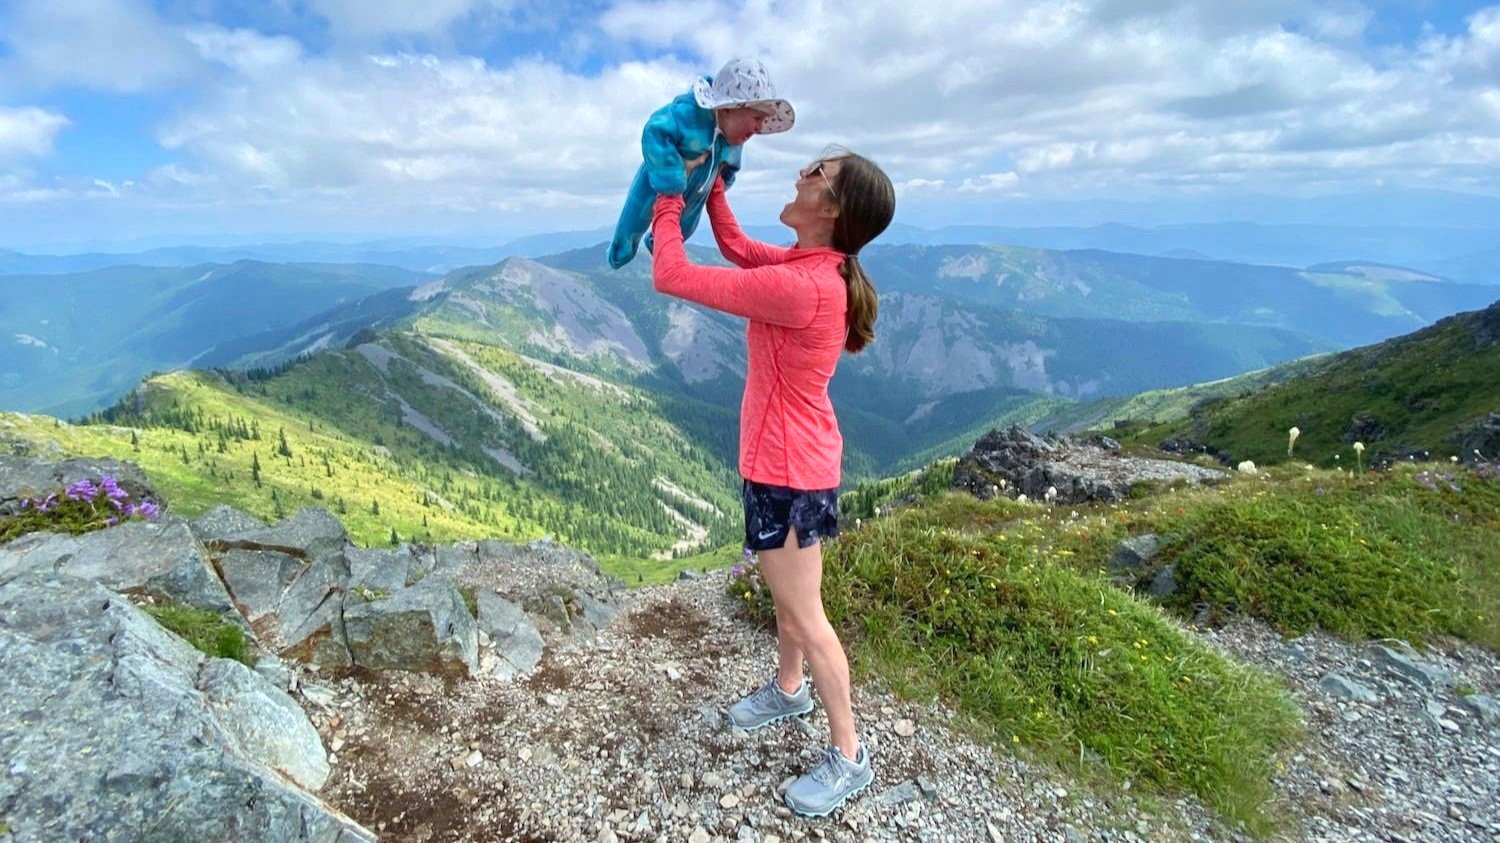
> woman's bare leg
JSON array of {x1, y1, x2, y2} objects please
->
[{"x1": 756, "y1": 531, "x2": 859, "y2": 759}]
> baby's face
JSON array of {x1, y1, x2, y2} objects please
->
[{"x1": 717, "y1": 107, "x2": 769, "y2": 145}]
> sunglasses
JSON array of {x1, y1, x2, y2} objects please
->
[{"x1": 802, "y1": 160, "x2": 838, "y2": 199}]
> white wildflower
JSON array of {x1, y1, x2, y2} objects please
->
[{"x1": 1237, "y1": 460, "x2": 1258, "y2": 474}]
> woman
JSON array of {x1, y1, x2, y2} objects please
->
[{"x1": 651, "y1": 146, "x2": 895, "y2": 817}]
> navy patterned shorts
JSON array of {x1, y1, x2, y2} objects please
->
[{"x1": 742, "y1": 479, "x2": 840, "y2": 551}]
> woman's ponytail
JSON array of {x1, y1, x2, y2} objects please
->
[
  {"x1": 824, "y1": 149, "x2": 895, "y2": 355},
  {"x1": 840, "y1": 254, "x2": 877, "y2": 353}
]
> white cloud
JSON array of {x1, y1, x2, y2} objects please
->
[
  {"x1": 309, "y1": 0, "x2": 513, "y2": 40},
  {"x1": 0, "y1": 0, "x2": 199, "y2": 92},
  {"x1": 898, "y1": 178, "x2": 946, "y2": 193},
  {"x1": 0, "y1": 107, "x2": 70, "y2": 159},
  {"x1": 150, "y1": 52, "x2": 702, "y2": 217},
  {"x1": 957, "y1": 172, "x2": 1022, "y2": 193},
  {"x1": 4, "y1": 0, "x2": 1499, "y2": 241},
  {"x1": 184, "y1": 26, "x2": 303, "y2": 75}
]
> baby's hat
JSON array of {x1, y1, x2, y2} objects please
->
[{"x1": 693, "y1": 58, "x2": 795, "y2": 134}]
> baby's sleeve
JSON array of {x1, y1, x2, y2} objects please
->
[{"x1": 642, "y1": 102, "x2": 687, "y2": 195}]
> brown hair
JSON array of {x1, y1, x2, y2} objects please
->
[{"x1": 823, "y1": 148, "x2": 895, "y2": 353}]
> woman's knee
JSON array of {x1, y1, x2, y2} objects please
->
[{"x1": 777, "y1": 608, "x2": 834, "y2": 649}]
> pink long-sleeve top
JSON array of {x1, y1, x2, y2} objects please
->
[{"x1": 651, "y1": 179, "x2": 848, "y2": 491}]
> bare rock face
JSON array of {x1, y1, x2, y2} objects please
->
[
  {"x1": 0, "y1": 519, "x2": 238, "y2": 619},
  {"x1": 343, "y1": 577, "x2": 479, "y2": 677},
  {"x1": 0, "y1": 571, "x2": 372, "y2": 842},
  {"x1": 0, "y1": 454, "x2": 156, "y2": 517},
  {"x1": 953, "y1": 425, "x2": 1228, "y2": 504},
  {"x1": 1454, "y1": 411, "x2": 1500, "y2": 463}
]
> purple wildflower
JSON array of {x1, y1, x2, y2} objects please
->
[
  {"x1": 99, "y1": 475, "x2": 128, "y2": 502},
  {"x1": 19, "y1": 497, "x2": 30, "y2": 510},
  {"x1": 65, "y1": 479, "x2": 98, "y2": 501},
  {"x1": 36, "y1": 492, "x2": 57, "y2": 513},
  {"x1": 134, "y1": 501, "x2": 161, "y2": 521},
  {"x1": 105, "y1": 517, "x2": 118, "y2": 527}
]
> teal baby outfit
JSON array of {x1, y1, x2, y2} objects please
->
[
  {"x1": 607, "y1": 89, "x2": 742, "y2": 270},
  {"x1": 607, "y1": 59, "x2": 794, "y2": 270}
]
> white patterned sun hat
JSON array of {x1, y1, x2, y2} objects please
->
[{"x1": 692, "y1": 58, "x2": 795, "y2": 134}]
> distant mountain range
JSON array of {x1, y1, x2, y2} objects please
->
[
  {"x1": 0, "y1": 261, "x2": 426, "y2": 416},
  {"x1": 9, "y1": 240, "x2": 1496, "y2": 423},
  {"x1": 4, "y1": 219, "x2": 1497, "y2": 284},
  {"x1": 3, "y1": 241, "x2": 1494, "y2": 560}
]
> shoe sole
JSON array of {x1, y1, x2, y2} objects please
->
[
  {"x1": 729, "y1": 701, "x2": 814, "y2": 731},
  {"x1": 783, "y1": 775, "x2": 874, "y2": 818}
]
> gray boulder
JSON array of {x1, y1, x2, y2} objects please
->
[
  {"x1": 433, "y1": 541, "x2": 479, "y2": 579},
  {"x1": 218, "y1": 547, "x2": 304, "y2": 623},
  {"x1": 1318, "y1": 673, "x2": 1381, "y2": 704},
  {"x1": 188, "y1": 503, "x2": 268, "y2": 543},
  {"x1": 1108, "y1": 534, "x2": 1161, "y2": 572},
  {"x1": 1370, "y1": 643, "x2": 1455, "y2": 693},
  {"x1": 464, "y1": 538, "x2": 623, "y2": 639},
  {"x1": 572, "y1": 587, "x2": 618, "y2": 632},
  {"x1": 953, "y1": 425, "x2": 1227, "y2": 504},
  {"x1": 197, "y1": 658, "x2": 331, "y2": 790},
  {"x1": 343, "y1": 577, "x2": 479, "y2": 676},
  {"x1": 0, "y1": 571, "x2": 371, "y2": 842},
  {"x1": 1146, "y1": 564, "x2": 1179, "y2": 598},
  {"x1": 215, "y1": 506, "x2": 349, "y2": 566},
  {"x1": 476, "y1": 590, "x2": 544, "y2": 679},
  {"x1": 0, "y1": 453, "x2": 156, "y2": 517},
  {"x1": 0, "y1": 518, "x2": 237, "y2": 618},
  {"x1": 346, "y1": 545, "x2": 414, "y2": 594},
  {"x1": 277, "y1": 559, "x2": 352, "y2": 667}
]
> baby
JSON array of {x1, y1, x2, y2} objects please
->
[{"x1": 607, "y1": 58, "x2": 794, "y2": 269}]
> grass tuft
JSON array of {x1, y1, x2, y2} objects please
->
[
  {"x1": 814, "y1": 507, "x2": 1301, "y2": 833},
  {"x1": 144, "y1": 603, "x2": 257, "y2": 667},
  {"x1": 1154, "y1": 463, "x2": 1499, "y2": 648}
]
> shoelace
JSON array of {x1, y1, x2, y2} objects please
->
[
  {"x1": 811, "y1": 747, "x2": 844, "y2": 786},
  {"x1": 750, "y1": 678, "x2": 783, "y2": 708}
]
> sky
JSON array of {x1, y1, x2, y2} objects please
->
[{"x1": 0, "y1": 0, "x2": 1497, "y2": 251}]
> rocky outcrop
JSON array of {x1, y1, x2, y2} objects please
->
[
  {"x1": 0, "y1": 520, "x2": 239, "y2": 619},
  {"x1": 0, "y1": 571, "x2": 372, "y2": 842},
  {"x1": 476, "y1": 590, "x2": 545, "y2": 679},
  {"x1": 0, "y1": 456, "x2": 631, "y2": 841},
  {"x1": 0, "y1": 454, "x2": 156, "y2": 517},
  {"x1": 953, "y1": 425, "x2": 1228, "y2": 504},
  {"x1": 1453, "y1": 412, "x2": 1500, "y2": 462},
  {"x1": 176, "y1": 506, "x2": 622, "y2": 675},
  {"x1": 1, "y1": 483, "x2": 622, "y2": 678},
  {"x1": 343, "y1": 577, "x2": 479, "y2": 676}
]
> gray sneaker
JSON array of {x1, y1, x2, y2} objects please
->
[
  {"x1": 727, "y1": 676, "x2": 813, "y2": 730},
  {"x1": 784, "y1": 744, "x2": 874, "y2": 817}
]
